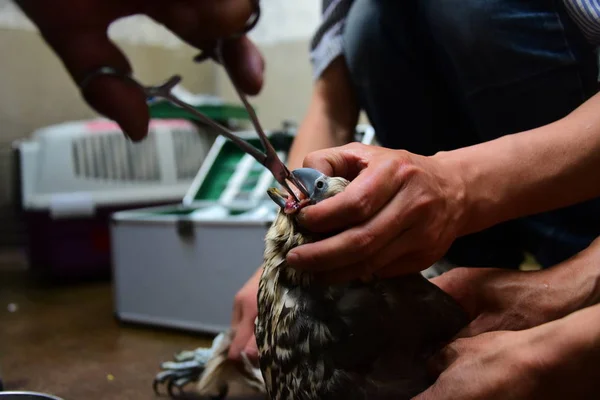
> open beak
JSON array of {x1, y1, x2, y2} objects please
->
[
  {"x1": 290, "y1": 168, "x2": 321, "y2": 198},
  {"x1": 267, "y1": 187, "x2": 288, "y2": 209},
  {"x1": 268, "y1": 168, "x2": 323, "y2": 213}
]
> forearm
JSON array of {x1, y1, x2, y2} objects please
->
[
  {"x1": 556, "y1": 302, "x2": 600, "y2": 358},
  {"x1": 287, "y1": 56, "x2": 359, "y2": 170},
  {"x1": 533, "y1": 302, "x2": 600, "y2": 398},
  {"x1": 538, "y1": 236, "x2": 600, "y2": 319},
  {"x1": 540, "y1": 234, "x2": 600, "y2": 313},
  {"x1": 438, "y1": 91, "x2": 600, "y2": 237}
]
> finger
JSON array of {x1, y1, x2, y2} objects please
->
[
  {"x1": 454, "y1": 314, "x2": 502, "y2": 339},
  {"x1": 218, "y1": 36, "x2": 265, "y2": 96},
  {"x1": 316, "y1": 250, "x2": 424, "y2": 284},
  {"x1": 429, "y1": 270, "x2": 457, "y2": 292},
  {"x1": 297, "y1": 148, "x2": 405, "y2": 234},
  {"x1": 243, "y1": 335, "x2": 259, "y2": 362},
  {"x1": 147, "y1": 0, "x2": 256, "y2": 44},
  {"x1": 288, "y1": 178, "x2": 413, "y2": 271},
  {"x1": 228, "y1": 316, "x2": 256, "y2": 361},
  {"x1": 454, "y1": 321, "x2": 484, "y2": 339},
  {"x1": 301, "y1": 144, "x2": 369, "y2": 178},
  {"x1": 230, "y1": 302, "x2": 242, "y2": 326},
  {"x1": 427, "y1": 343, "x2": 461, "y2": 376},
  {"x1": 316, "y1": 263, "x2": 370, "y2": 285},
  {"x1": 373, "y1": 252, "x2": 434, "y2": 278},
  {"x1": 43, "y1": 29, "x2": 150, "y2": 141},
  {"x1": 147, "y1": 1, "x2": 264, "y2": 95},
  {"x1": 365, "y1": 228, "x2": 440, "y2": 277},
  {"x1": 411, "y1": 382, "x2": 439, "y2": 400},
  {"x1": 411, "y1": 379, "x2": 453, "y2": 400},
  {"x1": 430, "y1": 267, "x2": 492, "y2": 319}
]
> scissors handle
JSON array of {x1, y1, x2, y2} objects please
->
[
  {"x1": 83, "y1": 67, "x2": 269, "y2": 166},
  {"x1": 144, "y1": 74, "x2": 270, "y2": 165}
]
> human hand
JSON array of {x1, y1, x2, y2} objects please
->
[
  {"x1": 432, "y1": 237, "x2": 600, "y2": 338},
  {"x1": 413, "y1": 329, "x2": 545, "y2": 400},
  {"x1": 285, "y1": 143, "x2": 468, "y2": 282},
  {"x1": 228, "y1": 267, "x2": 261, "y2": 362},
  {"x1": 414, "y1": 329, "x2": 542, "y2": 400},
  {"x1": 15, "y1": 0, "x2": 264, "y2": 140},
  {"x1": 414, "y1": 303, "x2": 600, "y2": 400}
]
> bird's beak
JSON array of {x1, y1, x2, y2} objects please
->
[
  {"x1": 267, "y1": 187, "x2": 288, "y2": 209},
  {"x1": 290, "y1": 168, "x2": 322, "y2": 199},
  {"x1": 267, "y1": 168, "x2": 321, "y2": 213}
]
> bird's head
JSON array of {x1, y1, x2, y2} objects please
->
[
  {"x1": 267, "y1": 168, "x2": 349, "y2": 214},
  {"x1": 263, "y1": 168, "x2": 349, "y2": 284}
]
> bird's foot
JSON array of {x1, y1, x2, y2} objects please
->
[{"x1": 152, "y1": 333, "x2": 227, "y2": 398}]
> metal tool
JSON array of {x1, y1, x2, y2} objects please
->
[{"x1": 77, "y1": 2, "x2": 309, "y2": 201}]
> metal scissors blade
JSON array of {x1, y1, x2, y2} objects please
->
[
  {"x1": 78, "y1": 63, "x2": 309, "y2": 202},
  {"x1": 211, "y1": 39, "x2": 310, "y2": 201}
]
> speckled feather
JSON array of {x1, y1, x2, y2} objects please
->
[{"x1": 256, "y1": 177, "x2": 469, "y2": 400}]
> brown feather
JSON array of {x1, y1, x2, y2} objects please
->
[{"x1": 255, "y1": 177, "x2": 469, "y2": 400}]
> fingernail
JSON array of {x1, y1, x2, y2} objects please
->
[
  {"x1": 244, "y1": 347, "x2": 257, "y2": 358},
  {"x1": 248, "y1": 51, "x2": 264, "y2": 77}
]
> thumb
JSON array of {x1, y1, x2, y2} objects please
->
[
  {"x1": 42, "y1": 29, "x2": 150, "y2": 141},
  {"x1": 218, "y1": 36, "x2": 265, "y2": 96},
  {"x1": 228, "y1": 316, "x2": 256, "y2": 361},
  {"x1": 411, "y1": 385, "x2": 437, "y2": 400},
  {"x1": 430, "y1": 267, "x2": 479, "y2": 319},
  {"x1": 302, "y1": 143, "x2": 373, "y2": 180},
  {"x1": 243, "y1": 334, "x2": 259, "y2": 362}
]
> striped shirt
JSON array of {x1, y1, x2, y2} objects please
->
[{"x1": 309, "y1": 0, "x2": 600, "y2": 80}]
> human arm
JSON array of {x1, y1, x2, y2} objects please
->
[
  {"x1": 413, "y1": 301, "x2": 600, "y2": 400},
  {"x1": 286, "y1": 56, "x2": 359, "y2": 169},
  {"x1": 439, "y1": 90, "x2": 600, "y2": 238},
  {"x1": 430, "y1": 235, "x2": 600, "y2": 338},
  {"x1": 14, "y1": 0, "x2": 263, "y2": 141},
  {"x1": 418, "y1": 236, "x2": 600, "y2": 399},
  {"x1": 286, "y1": 91, "x2": 600, "y2": 280}
]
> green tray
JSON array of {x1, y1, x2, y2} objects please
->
[
  {"x1": 149, "y1": 102, "x2": 253, "y2": 123},
  {"x1": 183, "y1": 130, "x2": 295, "y2": 210}
]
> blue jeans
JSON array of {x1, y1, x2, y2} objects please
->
[{"x1": 343, "y1": 0, "x2": 600, "y2": 268}]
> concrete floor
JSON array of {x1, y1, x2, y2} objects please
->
[
  {"x1": 0, "y1": 250, "x2": 214, "y2": 400},
  {"x1": 0, "y1": 248, "x2": 540, "y2": 400}
]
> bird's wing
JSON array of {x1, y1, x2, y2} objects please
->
[{"x1": 322, "y1": 273, "x2": 469, "y2": 399}]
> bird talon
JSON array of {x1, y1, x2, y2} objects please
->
[
  {"x1": 153, "y1": 370, "x2": 175, "y2": 394},
  {"x1": 173, "y1": 350, "x2": 196, "y2": 362},
  {"x1": 167, "y1": 376, "x2": 194, "y2": 398}
]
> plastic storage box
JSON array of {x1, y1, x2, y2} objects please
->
[
  {"x1": 110, "y1": 124, "x2": 375, "y2": 334},
  {"x1": 13, "y1": 109, "x2": 248, "y2": 280}
]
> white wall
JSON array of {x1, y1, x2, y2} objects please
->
[
  {"x1": 0, "y1": 0, "x2": 322, "y2": 47},
  {"x1": 247, "y1": 0, "x2": 321, "y2": 45}
]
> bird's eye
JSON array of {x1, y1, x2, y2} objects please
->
[{"x1": 316, "y1": 180, "x2": 324, "y2": 189}]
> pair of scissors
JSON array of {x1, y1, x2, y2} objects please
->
[{"x1": 77, "y1": 3, "x2": 309, "y2": 202}]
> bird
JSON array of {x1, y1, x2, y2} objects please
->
[{"x1": 255, "y1": 167, "x2": 470, "y2": 400}]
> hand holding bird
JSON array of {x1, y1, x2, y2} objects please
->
[
  {"x1": 285, "y1": 143, "x2": 468, "y2": 282},
  {"x1": 255, "y1": 167, "x2": 469, "y2": 400}
]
